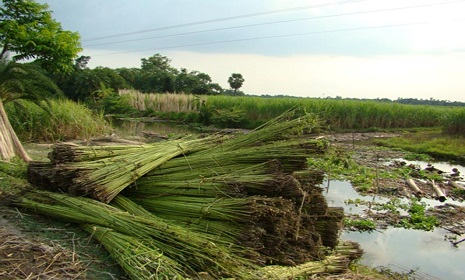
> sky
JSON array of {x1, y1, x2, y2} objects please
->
[{"x1": 37, "y1": 0, "x2": 465, "y2": 102}]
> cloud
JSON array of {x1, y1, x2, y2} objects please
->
[
  {"x1": 166, "y1": 51, "x2": 465, "y2": 101},
  {"x1": 37, "y1": 0, "x2": 465, "y2": 102}
]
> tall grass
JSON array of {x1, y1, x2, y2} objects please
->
[
  {"x1": 119, "y1": 90, "x2": 459, "y2": 131},
  {"x1": 443, "y1": 108, "x2": 465, "y2": 136},
  {"x1": 6, "y1": 99, "x2": 110, "y2": 142},
  {"x1": 119, "y1": 89, "x2": 199, "y2": 113},
  {"x1": 205, "y1": 96, "x2": 451, "y2": 130}
]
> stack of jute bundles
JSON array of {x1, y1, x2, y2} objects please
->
[{"x1": 21, "y1": 110, "x2": 361, "y2": 279}]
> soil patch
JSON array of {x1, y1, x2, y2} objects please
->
[{"x1": 0, "y1": 208, "x2": 85, "y2": 279}]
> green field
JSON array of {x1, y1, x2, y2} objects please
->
[{"x1": 122, "y1": 90, "x2": 465, "y2": 133}]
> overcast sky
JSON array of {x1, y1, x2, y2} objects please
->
[{"x1": 38, "y1": 0, "x2": 465, "y2": 102}]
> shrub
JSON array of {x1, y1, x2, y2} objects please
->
[{"x1": 6, "y1": 99, "x2": 110, "y2": 142}]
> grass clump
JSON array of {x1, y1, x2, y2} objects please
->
[
  {"x1": 6, "y1": 99, "x2": 109, "y2": 142},
  {"x1": 0, "y1": 158, "x2": 28, "y2": 196}
]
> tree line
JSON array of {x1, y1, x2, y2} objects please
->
[
  {"x1": 0, "y1": 0, "x2": 245, "y2": 161},
  {"x1": 50, "y1": 53, "x2": 245, "y2": 102}
]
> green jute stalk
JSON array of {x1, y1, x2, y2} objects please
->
[
  {"x1": 49, "y1": 142, "x2": 149, "y2": 164},
  {"x1": 146, "y1": 138, "x2": 325, "y2": 179},
  {"x1": 206, "y1": 109, "x2": 320, "y2": 152},
  {"x1": 55, "y1": 136, "x2": 219, "y2": 203},
  {"x1": 14, "y1": 190, "x2": 259, "y2": 279},
  {"x1": 126, "y1": 160, "x2": 287, "y2": 198},
  {"x1": 82, "y1": 224, "x2": 186, "y2": 280},
  {"x1": 260, "y1": 255, "x2": 350, "y2": 279},
  {"x1": 111, "y1": 195, "x2": 247, "y2": 246}
]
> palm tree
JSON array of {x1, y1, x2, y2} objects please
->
[{"x1": 0, "y1": 59, "x2": 62, "y2": 162}]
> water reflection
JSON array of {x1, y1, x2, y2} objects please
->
[
  {"x1": 324, "y1": 180, "x2": 465, "y2": 280},
  {"x1": 343, "y1": 228, "x2": 464, "y2": 280},
  {"x1": 324, "y1": 180, "x2": 391, "y2": 215},
  {"x1": 390, "y1": 158, "x2": 465, "y2": 184}
]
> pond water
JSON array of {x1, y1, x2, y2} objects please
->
[
  {"x1": 324, "y1": 180, "x2": 465, "y2": 280},
  {"x1": 390, "y1": 158, "x2": 465, "y2": 185}
]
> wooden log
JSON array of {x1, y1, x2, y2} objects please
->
[
  {"x1": 405, "y1": 178, "x2": 423, "y2": 196},
  {"x1": 449, "y1": 180, "x2": 465, "y2": 191},
  {"x1": 430, "y1": 180, "x2": 446, "y2": 202}
]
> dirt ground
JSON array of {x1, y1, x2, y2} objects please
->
[
  {"x1": 0, "y1": 208, "x2": 86, "y2": 279},
  {"x1": 1, "y1": 132, "x2": 464, "y2": 279}
]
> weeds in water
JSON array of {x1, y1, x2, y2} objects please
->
[
  {"x1": 344, "y1": 197, "x2": 439, "y2": 231},
  {"x1": 307, "y1": 147, "x2": 386, "y2": 192},
  {"x1": 397, "y1": 199, "x2": 439, "y2": 231},
  {"x1": 344, "y1": 218, "x2": 376, "y2": 231},
  {"x1": 372, "y1": 198, "x2": 403, "y2": 214}
]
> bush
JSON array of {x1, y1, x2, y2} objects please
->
[
  {"x1": 101, "y1": 92, "x2": 137, "y2": 115},
  {"x1": 6, "y1": 99, "x2": 110, "y2": 142}
]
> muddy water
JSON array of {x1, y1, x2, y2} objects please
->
[{"x1": 324, "y1": 180, "x2": 465, "y2": 280}]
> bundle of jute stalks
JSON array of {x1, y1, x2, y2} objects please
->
[{"x1": 22, "y1": 110, "x2": 362, "y2": 279}]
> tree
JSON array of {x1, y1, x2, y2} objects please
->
[
  {"x1": 75, "y1": 55, "x2": 91, "y2": 70},
  {"x1": 175, "y1": 69, "x2": 223, "y2": 95},
  {"x1": 141, "y1": 53, "x2": 178, "y2": 74},
  {"x1": 138, "y1": 54, "x2": 177, "y2": 93},
  {"x1": 0, "y1": 0, "x2": 81, "y2": 161},
  {"x1": 228, "y1": 73, "x2": 244, "y2": 94},
  {"x1": 0, "y1": 0, "x2": 82, "y2": 73},
  {"x1": 0, "y1": 59, "x2": 62, "y2": 161}
]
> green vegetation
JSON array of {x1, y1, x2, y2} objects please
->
[
  {"x1": 205, "y1": 95, "x2": 456, "y2": 130},
  {"x1": 307, "y1": 147, "x2": 391, "y2": 192},
  {"x1": 443, "y1": 108, "x2": 465, "y2": 135},
  {"x1": 451, "y1": 188, "x2": 465, "y2": 200},
  {"x1": 397, "y1": 199, "x2": 439, "y2": 231},
  {"x1": 0, "y1": 157, "x2": 28, "y2": 196},
  {"x1": 1, "y1": 2, "x2": 463, "y2": 279},
  {"x1": 345, "y1": 197, "x2": 439, "y2": 231},
  {"x1": 374, "y1": 131, "x2": 465, "y2": 164},
  {"x1": 120, "y1": 92, "x2": 464, "y2": 133},
  {"x1": 228, "y1": 73, "x2": 245, "y2": 94},
  {"x1": 0, "y1": 0, "x2": 82, "y2": 73},
  {"x1": 1, "y1": 0, "x2": 82, "y2": 161},
  {"x1": 0, "y1": 59, "x2": 63, "y2": 161},
  {"x1": 53, "y1": 54, "x2": 223, "y2": 103},
  {"x1": 6, "y1": 99, "x2": 109, "y2": 142},
  {"x1": 344, "y1": 218, "x2": 376, "y2": 231}
]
